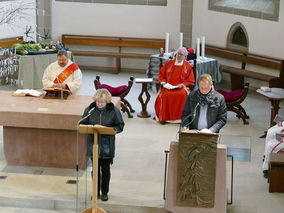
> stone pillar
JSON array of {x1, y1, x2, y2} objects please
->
[{"x1": 180, "y1": 0, "x2": 193, "y2": 48}]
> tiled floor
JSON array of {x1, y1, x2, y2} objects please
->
[
  {"x1": 220, "y1": 135, "x2": 251, "y2": 161},
  {"x1": 0, "y1": 69, "x2": 284, "y2": 213}
]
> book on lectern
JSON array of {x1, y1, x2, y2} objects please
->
[{"x1": 42, "y1": 87, "x2": 71, "y2": 99}]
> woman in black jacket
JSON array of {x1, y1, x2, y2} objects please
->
[
  {"x1": 80, "y1": 89, "x2": 124, "y2": 201},
  {"x1": 181, "y1": 74, "x2": 227, "y2": 133}
]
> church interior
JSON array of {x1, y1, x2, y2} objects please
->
[{"x1": 0, "y1": 0, "x2": 284, "y2": 213}]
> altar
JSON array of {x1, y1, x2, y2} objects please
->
[{"x1": 0, "y1": 91, "x2": 120, "y2": 168}]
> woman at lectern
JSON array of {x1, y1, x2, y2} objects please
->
[
  {"x1": 181, "y1": 74, "x2": 227, "y2": 133},
  {"x1": 80, "y1": 89, "x2": 125, "y2": 201}
]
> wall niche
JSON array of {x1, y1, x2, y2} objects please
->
[{"x1": 226, "y1": 22, "x2": 248, "y2": 52}]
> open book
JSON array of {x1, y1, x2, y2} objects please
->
[
  {"x1": 181, "y1": 129, "x2": 216, "y2": 135},
  {"x1": 163, "y1": 83, "x2": 179, "y2": 90},
  {"x1": 13, "y1": 89, "x2": 42, "y2": 97},
  {"x1": 42, "y1": 87, "x2": 70, "y2": 93},
  {"x1": 42, "y1": 87, "x2": 71, "y2": 100}
]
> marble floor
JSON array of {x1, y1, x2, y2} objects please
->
[{"x1": 0, "y1": 70, "x2": 284, "y2": 213}]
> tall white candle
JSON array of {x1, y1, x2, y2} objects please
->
[
  {"x1": 165, "y1": 32, "x2": 169, "y2": 54},
  {"x1": 201, "y1": 36, "x2": 205, "y2": 58},
  {"x1": 179, "y1": 32, "x2": 183, "y2": 48},
  {"x1": 196, "y1": 37, "x2": 200, "y2": 60}
]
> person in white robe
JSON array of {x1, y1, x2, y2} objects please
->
[
  {"x1": 262, "y1": 119, "x2": 284, "y2": 178},
  {"x1": 42, "y1": 50, "x2": 82, "y2": 94}
]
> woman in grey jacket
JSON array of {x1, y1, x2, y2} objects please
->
[
  {"x1": 181, "y1": 74, "x2": 227, "y2": 133},
  {"x1": 80, "y1": 89, "x2": 125, "y2": 201}
]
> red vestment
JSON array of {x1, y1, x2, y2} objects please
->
[
  {"x1": 53, "y1": 62, "x2": 79, "y2": 84},
  {"x1": 154, "y1": 59, "x2": 195, "y2": 123}
]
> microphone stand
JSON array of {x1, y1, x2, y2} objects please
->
[
  {"x1": 60, "y1": 83, "x2": 63, "y2": 100},
  {"x1": 56, "y1": 75, "x2": 64, "y2": 101},
  {"x1": 178, "y1": 102, "x2": 200, "y2": 133},
  {"x1": 75, "y1": 108, "x2": 95, "y2": 213}
]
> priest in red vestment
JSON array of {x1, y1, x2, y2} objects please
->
[{"x1": 155, "y1": 47, "x2": 195, "y2": 124}]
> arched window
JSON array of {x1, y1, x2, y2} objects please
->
[
  {"x1": 227, "y1": 22, "x2": 248, "y2": 51},
  {"x1": 231, "y1": 27, "x2": 247, "y2": 47}
]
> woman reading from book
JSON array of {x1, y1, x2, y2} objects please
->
[
  {"x1": 80, "y1": 89, "x2": 125, "y2": 201},
  {"x1": 181, "y1": 74, "x2": 227, "y2": 133}
]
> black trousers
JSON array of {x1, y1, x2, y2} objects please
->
[{"x1": 91, "y1": 158, "x2": 112, "y2": 195}]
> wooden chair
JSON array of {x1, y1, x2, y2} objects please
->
[
  {"x1": 94, "y1": 76, "x2": 135, "y2": 118},
  {"x1": 217, "y1": 82, "x2": 250, "y2": 125}
]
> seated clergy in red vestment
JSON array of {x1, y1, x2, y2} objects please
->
[{"x1": 155, "y1": 47, "x2": 195, "y2": 124}]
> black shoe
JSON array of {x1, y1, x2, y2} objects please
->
[
  {"x1": 263, "y1": 170, "x2": 268, "y2": 179},
  {"x1": 101, "y1": 193, "x2": 108, "y2": 201},
  {"x1": 160, "y1": 121, "x2": 167, "y2": 125}
]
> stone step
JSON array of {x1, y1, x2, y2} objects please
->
[
  {"x1": 0, "y1": 206, "x2": 75, "y2": 213},
  {"x1": 0, "y1": 196, "x2": 164, "y2": 213}
]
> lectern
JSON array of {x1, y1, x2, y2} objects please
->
[
  {"x1": 165, "y1": 130, "x2": 227, "y2": 213},
  {"x1": 43, "y1": 87, "x2": 71, "y2": 99},
  {"x1": 79, "y1": 124, "x2": 116, "y2": 213},
  {"x1": 177, "y1": 131, "x2": 218, "y2": 208}
]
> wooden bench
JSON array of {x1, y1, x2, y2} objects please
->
[
  {"x1": 62, "y1": 34, "x2": 165, "y2": 74},
  {"x1": 268, "y1": 151, "x2": 284, "y2": 193},
  {"x1": 0, "y1": 36, "x2": 23, "y2": 48},
  {"x1": 205, "y1": 44, "x2": 284, "y2": 90}
]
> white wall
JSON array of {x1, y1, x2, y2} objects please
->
[
  {"x1": 51, "y1": 0, "x2": 181, "y2": 69},
  {"x1": 192, "y1": 0, "x2": 284, "y2": 87},
  {"x1": 0, "y1": 0, "x2": 36, "y2": 41},
  {"x1": 192, "y1": 1, "x2": 284, "y2": 57}
]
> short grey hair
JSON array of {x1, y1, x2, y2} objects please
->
[
  {"x1": 199, "y1": 74, "x2": 213, "y2": 84},
  {"x1": 176, "y1": 47, "x2": 188, "y2": 56},
  {"x1": 57, "y1": 50, "x2": 68, "y2": 57},
  {"x1": 93, "y1": 89, "x2": 112, "y2": 103}
]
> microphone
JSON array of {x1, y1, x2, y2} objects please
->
[
  {"x1": 77, "y1": 107, "x2": 95, "y2": 125},
  {"x1": 179, "y1": 102, "x2": 200, "y2": 133},
  {"x1": 87, "y1": 107, "x2": 95, "y2": 115}
]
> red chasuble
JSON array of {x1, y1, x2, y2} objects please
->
[
  {"x1": 53, "y1": 62, "x2": 79, "y2": 84},
  {"x1": 155, "y1": 59, "x2": 195, "y2": 123}
]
